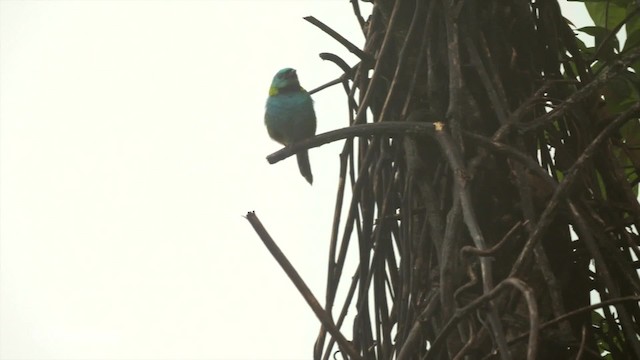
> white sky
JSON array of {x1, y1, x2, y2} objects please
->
[{"x1": 0, "y1": 1, "x2": 590, "y2": 359}]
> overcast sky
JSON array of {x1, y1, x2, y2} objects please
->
[{"x1": 0, "y1": 1, "x2": 590, "y2": 359}]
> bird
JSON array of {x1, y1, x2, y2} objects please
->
[{"x1": 265, "y1": 68, "x2": 317, "y2": 184}]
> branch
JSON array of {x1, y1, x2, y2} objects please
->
[
  {"x1": 378, "y1": 0, "x2": 425, "y2": 123},
  {"x1": 350, "y1": 0, "x2": 366, "y2": 32},
  {"x1": 508, "y1": 295, "x2": 640, "y2": 345},
  {"x1": 433, "y1": 123, "x2": 510, "y2": 359},
  {"x1": 461, "y1": 221, "x2": 526, "y2": 257},
  {"x1": 511, "y1": 101, "x2": 640, "y2": 276},
  {"x1": 397, "y1": 290, "x2": 440, "y2": 360},
  {"x1": 423, "y1": 278, "x2": 538, "y2": 360},
  {"x1": 245, "y1": 212, "x2": 362, "y2": 360},
  {"x1": 352, "y1": 0, "x2": 404, "y2": 125},
  {"x1": 266, "y1": 122, "x2": 436, "y2": 164},
  {"x1": 308, "y1": 53, "x2": 355, "y2": 96},
  {"x1": 520, "y1": 47, "x2": 640, "y2": 132},
  {"x1": 304, "y1": 16, "x2": 371, "y2": 62}
]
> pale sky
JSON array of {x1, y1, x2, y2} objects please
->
[{"x1": 0, "y1": 1, "x2": 590, "y2": 359}]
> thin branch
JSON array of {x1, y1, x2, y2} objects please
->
[
  {"x1": 266, "y1": 122, "x2": 436, "y2": 165},
  {"x1": 378, "y1": 0, "x2": 424, "y2": 123},
  {"x1": 245, "y1": 212, "x2": 362, "y2": 360},
  {"x1": 462, "y1": 31, "x2": 509, "y2": 124},
  {"x1": 433, "y1": 123, "x2": 510, "y2": 360},
  {"x1": 568, "y1": 202, "x2": 640, "y2": 358},
  {"x1": 304, "y1": 16, "x2": 371, "y2": 62},
  {"x1": 316, "y1": 139, "x2": 352, "y2": 360},
  {"x1": 423, "y1": 278, "x2": 539, "y2": 360},
  {"x1": 511, "y1": 101, "x2": 640, "y2": 276},
  {"x1": 396, "y1": 289, "x2": 440, "y2": 360},
  {"x1": 321, "y1": 266, "x2": 361, "y2": 360},
  {"x1": 461, "y1": 221, "x2": 525, "y2": 257},
  {"x1": 307, "y1": 53, "x2": 356, "y2": 96},
  {"x1": 353, "y1": 0, "x2": 405, "y2": 125},
  {"x1": 350, "y1": 0, "x2": 367, "y2": 33},
  {"x1": 508, "y1": 295, "x2": 640, "y2": 345},
  {"x1": 520, "y1": 48, "x2": 640, "y2": 132}
]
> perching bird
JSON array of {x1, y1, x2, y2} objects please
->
[{"x1": 265, "y1": 68, "x2": 317, "y2": 184}]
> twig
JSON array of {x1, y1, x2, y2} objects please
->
[
  {"x1": 316, "y1": 142, "x2": 352, "y2": 360},
  {"x1": 423, "y1": 278, "x2": 538, "y2": 360},
  {"x1": 461, "y1": 221, "x2": 525, "y2": 257},
  {"x1": 353, "y1": 0, "x2": 405, "y2": 125},
  {"x1": 320, "y1": 53, "x2": 354, "y2": 76},
  {"x1": 378, "y1": 0, "x2": 424, "y2": 123},
  {"x1": 321, "y1": 267, "x2": 361, "y2": 360},
  {"x1": 308, "y1": 53, "x2": 356, "y2": 96},
  {"x1": 504, "y1": 278, "x2": 539, "y2": 360},
  {"x1": 462, "y1": 31, "x2": 509, "y2": 124},
  {"x1": 440, "y1": 190, "x2": 464, "y2": 357},
  {"x1": 520, "y1": 47, "x2": 640, "y2": 132},
  {"x1": 452, "y1": 322, "x2": 477, "y2": 360},
  {"x1": 396, "y1": 289, "x2": 440, "y2": 360},
  {"x1": 507, "y1": 295, "x2": 640, "y2": 345},
  {"x1": 575, "y1": 325, "x2": 588, "y2": 360},
  {"x1": 266, "y1": 122, "x2": 436, "y2": 165},
  {"x1": 245, "y1": 212, "x2": 362, "y2": 360},
  {"x1": 511, "y1": 101, "x2": 640, "y2": 276},
  {"x1": 304, "y1": 16, "x2": 371, "y2": 62},
  {"x1": 433, "y1": 122, "x2": 511, "y2": 360},
  {"x1": 568, "y1": 202, "x2": 640, "y2": 358},
  {"x1": 465, "y1": 129, "x2": 640, "y2": 356},
  {"x1": 401, "y1": 0, "x2": 435, "y2": 117},
  {"x1": 350, "y1": 0, "x2": 366, "y2": 33}
]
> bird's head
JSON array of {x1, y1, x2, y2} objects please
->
[{"x1": 269, "y1": 68, "x2": 302, "y2": 96}]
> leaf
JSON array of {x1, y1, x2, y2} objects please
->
[
  {"x1": 578, "y1": 25, "x2": 612, "y2": 37},
  {"x1": 620, "y1": 119, "x2": 640, "y2": 147},
  {"x1": 592, "y1": 309, "x2": 605, "y2": 324},
  {"x1": 633, "y1": 59, "x2": 640, "y2": 76},
  {"x1": 581, "y1": 0, "x2": 635, "y2": 9},
  {"x1": 572, "y1": 35, "x2": 597, "y2": 61},
  {"x1": 626, "y1": 4, "x2": 640, "y2": 32},
  {"x1": 577, "y1": 26, "x2": 620, "y2": 58},
  {"x1": 624, "y1": 3, "x2": 640, "y2": 50},
  {"x1": 619, "y1": 119, "x2": 640, "y2": 196},
  {"x1": 585, "y1": 1, "x2": 628, "y2": 29},
  {"x1": 624, "y1": 27, "x2": 640, "y2": 51},
  {"x1": 596, "y1": 170, "x2": 608, "y2": 199},
  {"x1": 602, "y1": 72, "x2": 638, "y2": 112}
]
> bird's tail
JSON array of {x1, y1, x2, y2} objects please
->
[{"x1": 296, "y1": 150, "x2": 313, "y2": 185}]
